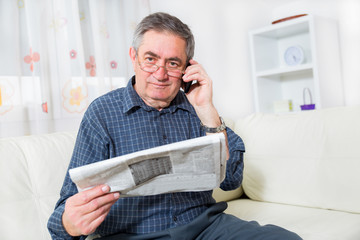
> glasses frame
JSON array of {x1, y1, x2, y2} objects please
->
[{"x1": 136, "y1": 55, "x2": 185, "y2": 79}]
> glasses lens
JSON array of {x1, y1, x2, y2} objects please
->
[
  {"x1": 167, "y1": 69, "x2": 182, "y2": 78},
  {"x1": 140, "y1": 62, "x2": 157, "y2": 73},
  {"x1": 139, "y1": 62, "x2": 183, "y2": 78}
]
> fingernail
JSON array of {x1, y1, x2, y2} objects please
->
[
  {"x1": 102, "y1": 185, "x2": 110, "y2": 193},
  {"x1": 114, "y1": 192, "x2": 120, "y2": 199}
]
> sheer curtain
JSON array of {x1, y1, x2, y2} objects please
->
[{"x1": 0, "y1": 0, "x2": 150, "y2": 137}]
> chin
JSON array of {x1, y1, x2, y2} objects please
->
[
  {"x1": 151, "y1": 94, "x2": 172, "y2": 102},
  {"x1": 149, "y1": 90, "x2": 176, "y2": 102},
  {"x1": 151, "y1": 88, "x2": 177, "y2": 99}
]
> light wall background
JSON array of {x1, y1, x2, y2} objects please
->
[
  {"x1": 1, "y1": 0, "x2": 359, "y2": 137},
  {"x1": 149, "y1": 0, "x2": 360, "y2": 120}
]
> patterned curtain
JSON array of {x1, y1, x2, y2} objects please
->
[{"x1": 0, "y1": 0, "x2": 150, "y2": 137}]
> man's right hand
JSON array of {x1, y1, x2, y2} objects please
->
[{"x1": 62, "y1": 185, "x2": 120, "y2": 236}]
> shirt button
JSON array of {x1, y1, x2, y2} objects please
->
[
  {"x1": 163, "y1": 135, "x2": 167, "y2": 140},
  {"x1": 173, "y1": 216, "x2": 177, "y2": 222}
]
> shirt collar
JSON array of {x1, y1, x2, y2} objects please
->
[{"x1": 123, "y1": 76, "x2": 196, "y2": 116}]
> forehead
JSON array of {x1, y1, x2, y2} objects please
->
[{"x1": 137, "y1": 30, "x2": 187, "y2": 60}]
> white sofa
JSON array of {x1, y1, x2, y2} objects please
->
[{"x1": 1, "y1": 105, "x2": 360, "y2": 239}]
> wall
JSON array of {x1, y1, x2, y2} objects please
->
[
  {"x1": 150, "y1": 0, "x2": 360, "y2": 120},
  {"x1": 337, "y1": 0, "x2": 360, "y2": 106},
  {"x1": 149, "y1": 0, "x2": 272, "y2": 119}
]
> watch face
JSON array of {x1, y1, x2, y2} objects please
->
[{"x1": 284, "y1": 45, "x2": 304, "y2": 66}]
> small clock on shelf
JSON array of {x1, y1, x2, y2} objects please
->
[{"x1": 284, "y1": 45, "x2": 305, "y2": 66}]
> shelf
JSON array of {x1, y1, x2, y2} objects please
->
[
  {"x1": 250, "y1": 16, "x2": 313, "y2": 73},
  {"x1": 251, "y1": 17, "x2": 310, "y2": 39},
  {"x1": 256, "y1": 63, "x2": 313, "y2": 78},
  {"x1": 249, "y1": 15, "x2": 343, "y2": 113}
]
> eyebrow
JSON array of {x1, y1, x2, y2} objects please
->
[{"x1": 143, "y1": 51, "x2": 183, "y2": 64}]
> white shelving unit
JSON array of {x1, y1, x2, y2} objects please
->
[{"x1": 249, "y1": 15, "x2": 344, "y2": 113}]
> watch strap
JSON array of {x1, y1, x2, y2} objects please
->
[{"x1": 200, "y1": 117, "x2": 226, "y2": 133}]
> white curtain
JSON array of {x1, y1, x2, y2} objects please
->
[{"x1": 0, "y1": 0, "x2": 150, "y2": 137}]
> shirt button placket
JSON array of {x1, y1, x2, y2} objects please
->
[
  {"x1": 159, "y1": 112, "x2": 168, "y2": 144},
  {"x1": 170, "y1": 193, "x2": 177, "y2": 227}
]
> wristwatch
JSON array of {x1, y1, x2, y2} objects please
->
[{"x1": 200, "y1": 117, "x2": 226, "y2": 133}]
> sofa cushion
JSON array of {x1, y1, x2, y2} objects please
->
[
  {"x1": 212, "y1": 187, "x2": 243, "y2": 202},
  {"x1": 0, "y1": 132, "x2": 76, "y2": 239},
  {"x1": 226, "y1": 199, "x2": 360, "y2": 240},
  {"x1": 234, "y1": 105, "x2": 360, "y2": 214}
]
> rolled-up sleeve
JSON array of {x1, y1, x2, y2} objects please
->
[{"x1": 219, "y1": 127, "x2": 245, "y2": 191}]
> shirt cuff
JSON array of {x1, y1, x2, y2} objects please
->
[{"x1": 47, "y1": 203, "x2": 77, "y2": 240}]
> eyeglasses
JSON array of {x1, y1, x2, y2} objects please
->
[{"x1": 137, "y1": 60, "x2": 184, "y2": 78}]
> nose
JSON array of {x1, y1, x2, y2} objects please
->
[{"x1": 152, "y1": 65, "x2": 168, "y2": 80}]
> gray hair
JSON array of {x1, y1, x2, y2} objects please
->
[{"x1": 132, "y1": 12, "x2": 195, "y2": 62}]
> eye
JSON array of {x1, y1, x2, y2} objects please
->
[
  {"x1": 144, "y1": 57, "x2": 155, "y2": 63},
  {"x1": 168, "y1": 61, "x2": 180, "y2": 69}
]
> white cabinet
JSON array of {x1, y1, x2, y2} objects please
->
[{"x1": 249, "y1": 15, "x2": 344, "y2": 113}]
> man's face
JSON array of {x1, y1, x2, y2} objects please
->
[{"x1": 130, "y1": 30, "x2": 187, "y2": 110}]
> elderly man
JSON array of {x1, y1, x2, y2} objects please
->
[{"x1": 48, "y1": 12, "x2": 301, "y2": 240}]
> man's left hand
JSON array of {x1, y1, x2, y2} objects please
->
[{"x1": 182, "y1": 59, "x2": 220, "y2": 128}]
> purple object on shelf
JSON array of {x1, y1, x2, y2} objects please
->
[
  {"x1": 301, "y1": 104, "x2": 315, "y2": 110},
  {"x1": 300, "y1": 88, "x2": 315, "y2": 111}
]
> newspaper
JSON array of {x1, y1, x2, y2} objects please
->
[{"x1": 69, "y1": 133, "x2": 227, "y2": 197}]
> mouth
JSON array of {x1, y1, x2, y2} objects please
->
[{"x1": 151, "y1": 82, "x2": 170, "y2": 89}]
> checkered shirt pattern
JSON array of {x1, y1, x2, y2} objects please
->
[{"x1": 47, "y1": 77, "x2": 245, "y2": 239}]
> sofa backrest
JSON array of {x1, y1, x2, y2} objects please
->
[
  {"x1": 0, "y1": 124, "x2": 243, "y2": 238},
  {"x1": 234, "y1": 105, "x2": 360, "y2": 214},
  {"x1": 0, "y1": 132, "x2": 76, "y2": 239}
]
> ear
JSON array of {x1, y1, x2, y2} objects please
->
[{"x1": 129, "y1": 47, "x2": 137, "y2": 70}]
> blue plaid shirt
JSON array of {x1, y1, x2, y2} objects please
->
[{"x1": 48, "y1": 77, "x2": 245, "y2": 239}]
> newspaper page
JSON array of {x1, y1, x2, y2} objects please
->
[{"x1": 69, "y1": 133, "x2": 227, "y2": 197}]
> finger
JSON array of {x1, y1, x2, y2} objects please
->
[
  {"x1": 184, "y1": 72, "x2": 208, "y2": 85},
  {"x1": 84, "y1": 205, "x2": 113, "y2": 235},
  {"x1": 189, "y1": 59, "x2": 198, "y2": 65},
  {"x1": 184, "y1": 64, "x2": 207, "y2": 80},
  {"x1": 63, "y1": 194, "x2": 119, "y2": 236},
  {"x1": 185, "y1": 62, "x2": 200, "y2": 73},
  {"x1": 184, "y1": 59, "x2": 198, "y2": 74},
  {"x1": 80, "y1": 199, "x2": 117, "y2": 235},
  {"x1": 183, "y1": 67, "x2": 199, "y2": 80},
  {"x1": 72, "y1": 185, "x2": 111, "y2": 206},
  {"x1": 84, "y1": 198, "x2": 117, "y2": 223},
  {"x1": 84, "y1": 192, "x2": 120, "y2": 214}
]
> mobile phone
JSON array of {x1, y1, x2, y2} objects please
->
[{"x1": 182, "y1": 62, "x2": 193, "y2": 93}]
